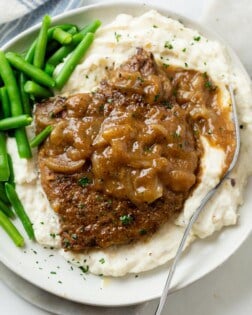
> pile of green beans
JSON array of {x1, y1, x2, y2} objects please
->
[{"x1": 0, "y1": 15, "x2": 101, "y2": 247}]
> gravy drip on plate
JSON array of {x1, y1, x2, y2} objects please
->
[{"x1": 34, "y1": 48, "x2": 235, "y2": 250}]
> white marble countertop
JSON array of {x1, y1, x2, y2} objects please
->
[{"x1": 0, "y1": 0, "x2": 251, "y2": 314}]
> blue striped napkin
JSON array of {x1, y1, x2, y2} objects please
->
[{"x1": 0, "y1": 0, "x2": 81, "y2": 47}]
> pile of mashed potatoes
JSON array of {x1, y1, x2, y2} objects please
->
[{"x1": 7, "y1": 10, "x2": 252, "y2": 276}]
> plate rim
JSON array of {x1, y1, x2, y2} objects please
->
[{"x1": 0, "y1": 0, "x2": 252, "y2": 307}]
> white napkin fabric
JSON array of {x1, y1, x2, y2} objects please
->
[{"x1": 0, "y1": 0, "x2": 81, "y2": 47}]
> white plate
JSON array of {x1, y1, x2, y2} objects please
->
[{"x1": 0, "y1": 1, "x2": 252, "y2": 307}]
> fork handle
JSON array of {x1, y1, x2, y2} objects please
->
[{"x1": 155, "y1": 182, "x2": 221, "y2": 315}]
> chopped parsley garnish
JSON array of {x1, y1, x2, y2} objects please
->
[
  {"x1": 120, "y1": 214, "x2": 133, "y2": 225},
  {"x1": 193, "y1": 127, "x2": 199, "y2": 136},
  {"x1": 143, "y1": 146, "x2": 153, "y2": 152},
  {"x1": 78, "y1": 176, "x2": 92, "y2": 187},
  {"x1": 99, "y1": 104, "x2": 104, "y2": 112},
  {"x1": 99, "y1": 258, "x2": 105, "y2": 264},
  {"x1": 164, "y1": 41, "x2": 173, "y2": 49},
  {"x1": 172, "y1": 89, "x2": 178, "y2": 96},
  {"x1": 153, "y1": 25, "x2": 158, "y2": 28},
  {"x1": 137, "y1": 76, "x2": 144, "y2": 82},
  {"x1": 63, "y1": 238, "x2": 71, "y2": 248},
  {"x1": 49, "y1": 112, "x2": 56, "y2": 119},
  {"x1": 85, "y1": 75, "x2": 89, "y2": 79},
  {"x1": 185, "y1": 62, "x2": 188, "y2": 67},
  {"x1": 50, "y1": 271, "x2": 56, "y2": 275},
  {"x1": 114, "y1": 32, "x2": 122, "y2": 42},
  {"x1": 182, "y1": 48, "x2": 186, "y2": 52},
  {"x1": 162, "y1": 100, "x2": 173, "y2": 109},
  {"x1": 193, "y1": 36, "x2": 201, "y2": 41},
  {"x1": 203, "y1": 72, "x2": 208, "y2": 79},
  {"x1": 71, "y1": 233, "x2": 78, "y2": 240},
  {"x1": 139, "y1": 229, "x2": 147, "y2": 235},
  {"x1": 204, "y1": 81, "x2": 216, "y2": 90},
  {"x1": 154, "y1": 94, "x2": 160, "y2": 102},
  {"x1": 163, "y1": 63, "x2": 170, "y2": 68},
  {"x1": 79, "y1": 265, "x2": 89, "y2": 273},
  {"x1": 50, "y1": 233, "x2": 56, "y2": 238}
]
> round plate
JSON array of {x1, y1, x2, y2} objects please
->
[{"x1": 0, "y1": 1, "x2": 252, "y2": 307}]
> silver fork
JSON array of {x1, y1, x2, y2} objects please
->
[{"x1": 155, "y1": 86, "x2": 240, "y2": 315}]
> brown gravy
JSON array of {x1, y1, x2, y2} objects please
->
[{"x1": 35, "y1": 48, "x2": 235, "y2": 250}]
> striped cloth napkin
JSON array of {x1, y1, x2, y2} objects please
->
[{"x1": 0, "y1": 0, "x2": 81, "y2": 47}]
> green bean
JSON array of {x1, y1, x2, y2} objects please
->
[
  {"x1": 0, "y1": 199, "x2": 14, "y2": 218},
  {"x1": 0, "y1": 87, "x2": 11, "y2": 118},
  {"x1": 0, "y1": 51, "x2": 23, "y2": 116},
  {"x1": 53, "y1": 28, "x2": 72, "y2": 45},
  {"x1": 14, "y1": 128, "x2": 32, "y2": 158},
  {"x1": 0, "y1": 132, "x2": 10, "y2": 181},
  {"x1": 46, "y1": 34, "x2": 83, "y2": 67},
  {"x1": 25, "y1": 24, "x2": 78, "y2": 63},
  {"x1": 25, "y1": 40, "x2": 37, "y2": 63},
  {"x1": 48, "y1": 24, "x2": 78, "y2": 41},
  {"x1": 19, "y1": 73, "x2": 31, "y2": 115},
  {"x1": 55, "y1": 33, "x2": 94, "y2": 90},
  {"x1": 0, "y1": 182, "x2": 10, "y2": 204},
  {"x1": 34, "y1": 15, "x2": 51, "y2": 68},
  {"x1": 0, "y1": 51, "x2": 32, "y2": 158},
  {"x1": 0, "y1": 210, "x2": 24, "y2": 247},
  {"x1": 46, "y1": 20, "x2": 101, "y2": 67},
  {"x1": 5, "y1": 183, "x2": 34, "y2": 240},
  {"x1": 79, "y1": 19, "x2": 101, "y2": 36},
  {"x1": 7, "y1": 154, "x2": 15, "y2": 187},
  {"x1": 66, "y1": 26, "x2": 79, "y2": 36},
  {"x1": 24, "y1": 81, "x2": 52, "y2": 98},
  {"x1": 44, "y1": 63, "x2": 55, "y2": 76},
  {"x1": 0, "y1": 115, "x2": 32, "y2": 130},
  {"x1": 21, "y1": 25, "x2": 75, "y2": 114},
  {"x1": 30, "y1": 125, "x2": 53, "y2": 148},
  {"x1": 46, "y1": 45, "x2": 73, "y2": 67},
  {"x1": 6, "y1": 52, "x2": 55, "y2": 88}
]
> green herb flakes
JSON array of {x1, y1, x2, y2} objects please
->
[
  {"x1": 162, "y1": 100, "x2": 173, "y2": 109},
  {"x1": 154, "y1": 94, "x2": 160, "y2": 102},
  {"x1": 79, "y1": 265, "x2": 89, "y2": 273},
  {"x1": 164, "y1": 41, "x2": 173, "y2": 49},
  {"x1": 193, "y1": 36, "x2": 201, "y2": 41},
  {"x1": 120, "y1": 214, "x2": 133, "y2": 226},
  {"x1": 139, "y1": 229, "x2": 147, "y2": 235},
  {"x1": 78, "y1": 177, "x2": 92, "y2": 187},
  {"x1": 114, "y1": 32, "x2": 122, "y2": 42},
  {"x1": 99, "y1": 258, "x2": 105, "y2": 264}
]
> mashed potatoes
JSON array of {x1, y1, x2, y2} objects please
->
[{"x1": 8, "y1": 10, "x2": 252, "y2": 276}]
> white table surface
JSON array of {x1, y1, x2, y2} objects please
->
[{"x1": 1, "y1": 0, "x2": 252, "y2": 314}]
